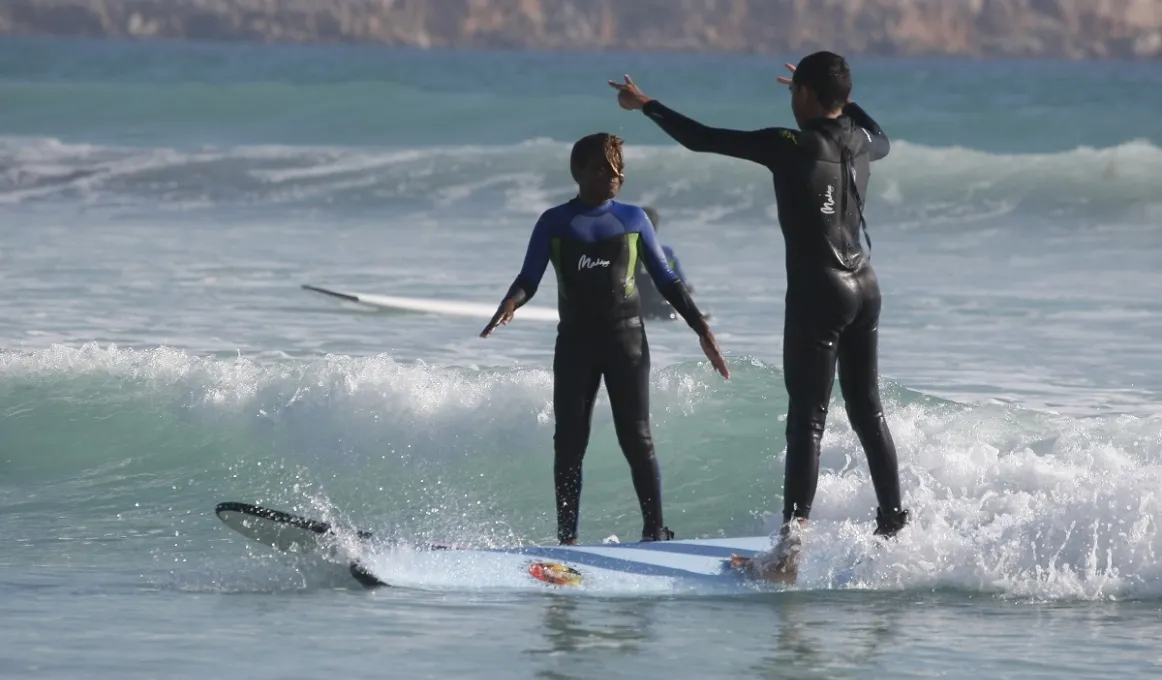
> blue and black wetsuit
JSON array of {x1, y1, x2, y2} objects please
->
[
  {"x1": 639, "y1": 99, "x2": 907, "y2": 536},
  {"x1": 637, "y1": 245, "x2": 693, "y2": 320},
  {"x1": 505, "y1": 198, "x2": 705, "y2": 543}
]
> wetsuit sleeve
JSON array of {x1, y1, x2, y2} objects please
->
[
  {"x1": 641, "y1": 100, "x2": 795, "y2": 169},
  {"x1": 843, "y1": 102, "x2": 890, "y2": 161},
  {"x1": 504, "y1": 212, "x2": 552, "y2": 306},
  {"x1": 638, "y1": 217, "x2": 706, "y2": 332},
  {"x1": 664, "y1": 246, "x2": 693, "y2": 292}
]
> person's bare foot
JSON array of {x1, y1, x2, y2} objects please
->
[{"x1": 730, "y1": 520, "x2": 805, "y2": 584}]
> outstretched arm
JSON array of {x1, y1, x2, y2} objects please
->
[
  {"x1": 641, "y1": 100, "x2": 796, "y2": 168},
  {"x1": 609, "y1": 74, "x2": 795, "y2": 169},
  {"x1": 480, "y1": 214, "x2": 551, "y2": 337},
  {"x1": 843, "y1": 101, "x2": 890, "y2": 161}
]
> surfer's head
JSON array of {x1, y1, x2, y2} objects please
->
[
  {"x1": 571, "y1": 132, "x2": 624, "y2": 204},
  {"x1": 789, "y1": 51, "x2": 852, "y2": 127},
  {"x1": 642, "y1": 206, "x2": 660, "y2": 232}
]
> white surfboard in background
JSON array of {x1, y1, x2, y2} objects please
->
[{"x1": 302, "y1": 284, "x2": 559, "y2": 322}]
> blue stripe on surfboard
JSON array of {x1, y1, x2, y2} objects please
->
[
  {"x1": 473, "y1": 545, "x2": 742, "y2": 580},
  {"x1": 597, "y1": 541, "x2": 762, "y2": 559},
  {"x1": 471, "y1": 546, "x2": 762, "y2": 578},
  {"x1": 435, "y1": 541, "x2": 761, "y2": 560}
]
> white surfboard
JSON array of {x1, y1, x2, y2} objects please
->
[
  {"x1": 357, "y1": 536, "x2": 782, "y2": 594},
  {"x1": 214, "y1": 502, "x2": 777, "y2": 592},
  {"x1": 302, "y1": 284, "x2": 559, "y2": 322}
]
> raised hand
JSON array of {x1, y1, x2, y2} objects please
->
[
  {"x1": 776, "y1": 62, "x2": 796, "y2": 87},
  {"x1": 608, "y1": 74, "x2": 651, "y2": 111}
]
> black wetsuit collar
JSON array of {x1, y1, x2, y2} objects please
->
[
  {"x1": 802, "y1": 114, "x2": 850, "y2": 137},
  {"x1": 570, "y1": 197, "x2": 614, "y2": 213}
]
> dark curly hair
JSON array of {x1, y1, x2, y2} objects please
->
[
  {"x1": 570, "y1": 132, "x2": 624, "y2": 183},
  {"x1": 792, "y1": 51, "x2": 852, "y2": 112}
]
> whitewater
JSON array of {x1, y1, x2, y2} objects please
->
[{"x1": 2, "y1": 37, "x2": 1162, "y2": 679}]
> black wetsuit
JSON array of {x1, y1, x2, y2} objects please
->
[
  {"x1": 504, "y1": 198, "x2": 705, "y2": 543},
  {"x1": 640, "y1": 99, "x2": 907, "y2": 535}
]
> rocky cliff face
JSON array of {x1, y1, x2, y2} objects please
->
[{"x1": 2, "y1": 0, "x2": 1160, "y2": 59}]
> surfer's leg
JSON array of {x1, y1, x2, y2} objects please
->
[
  {"x1": 553, "y1": 334, "x2": 604, "y2": 544},
  {"x1": 781, "y1": 320, "x2": 841, "y2": 524},
  {"x1": 756, "y1": 322, "x2": 838, "y2": 585},
  {"x1": 837, "y1": 283, "x2": 908, "y2": 536},
  {"x1": 603, "y1": 323, "x2": 669, "y2": 541}
]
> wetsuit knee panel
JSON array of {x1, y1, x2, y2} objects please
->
[
  {"x1": 844, "y1": 402, "x2": 886, "y2": 433},
  {"x1": 612, "y1": 416, "x2": 653, "y2": 449},
  {"x1": 785, "y1": 405, "x2": 828, "y2": 435},
  {"x1": 845, "y1": 406, "x2": 887, "y2": 441}
]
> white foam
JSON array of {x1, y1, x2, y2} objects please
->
[{"x1": 790, "y1": 400, "x2": 1162, "y2": 600}]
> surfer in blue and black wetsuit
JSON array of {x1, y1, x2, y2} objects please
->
[
  {"x1": 610, "y1": 52, "x2": 909, "y2": 581},
  {"x1": 481, "y1": 132, "x2": 730, "y2": 545},
  {"x1": 636, "y1": 206, "x2": 695, "y2": 320}
]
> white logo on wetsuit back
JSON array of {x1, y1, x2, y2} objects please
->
[
  {"x1": 862, "y1": 128, "x2": 873, "y2": 143},
  {"x1": 578, "y1": 254, "x2": 611, "y2": 270},
  {"x1": 821, "y1": 185, "x2": 835, "y2": 215}
]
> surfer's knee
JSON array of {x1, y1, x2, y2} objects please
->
[
  {"x1": 844, "y1": 399, "x2": 886, "y2": 437},
  {"x1": 785, "y1": 406, "x2": 826, "y2": 444},
  {"x1": 850, "y1": 397, "x2": 883, "y2": 430},
  {"x1": 553, "y1": 422, "x2": 592, "y2": 456},
  {"x1": 612, "y1": 417, "x2": 653, "y2": 457}
]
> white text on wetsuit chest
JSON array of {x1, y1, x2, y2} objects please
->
[
  {"x1": 578, "y1": 255, "x2": 612, "y2": 270},
  {"x1": 820, "y1": 185, "x2": 835, "y2": 215}
]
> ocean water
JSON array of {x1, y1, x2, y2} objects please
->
[{"x1": 3, "y1": 36, "x2": 1162, "y2": 678}]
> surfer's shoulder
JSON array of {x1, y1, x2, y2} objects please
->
[
  {"x1": 609, "y1": 201, "x2": 651, "y2": 232},
  {"x1": 535, "y1": 201, "x2": 579, "y2": 230}
]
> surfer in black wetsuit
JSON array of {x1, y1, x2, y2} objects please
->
[
  {"x1": 636, "y1": 206, "x2": 695, "y2": 320},
  {"x1": 610, "y1": 52, "x2": 908, "y2": 581},
  {"x1": 480, "y1": 132, "x2": 730, "y2": 545}
]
